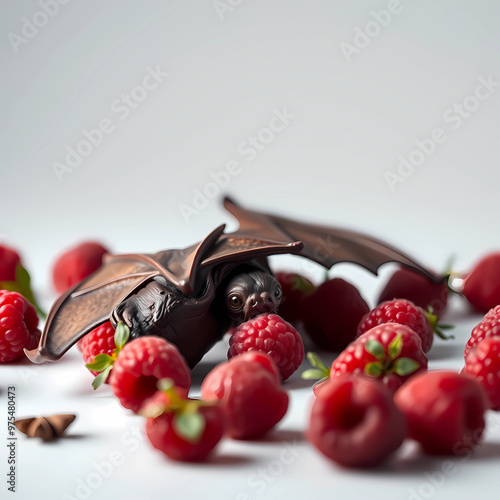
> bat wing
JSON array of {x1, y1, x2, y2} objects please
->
[
  {"x1": 25, "y1": 225, "x2": 228, "y2": 363},
  {"x1": 25, "y1": 254, "x2": 165, "y2": 363},
  {"x1": 219, "y1": 196, "x2": 442, "y2": 282},
  {"x1": 26, "y1": 197, "x2": 441, "y2": 365}
]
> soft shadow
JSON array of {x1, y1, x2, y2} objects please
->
[
  {"x1": 61, "y1": 433, "x2": 92, "y2": 440},
  {"x1": 388, "y1": 440, "x2": 500, "y2": 476},
  {"x1": 206, "y1": 454, "x2": 255, "y2": 466},
  {"x1": 473, "y1": 441, "x2": 500, "y2": 460},
  {"x1": 241, "y1": 429, "x2": 305, "y2": 444},
  {"x1": 284, "y1": 377, "x2": 316, "y2": 391},
  {"x1": 390, "y1": 453, "x2": 444, "y2": 476},
  {"x1": 31, "y1": 433, "x2": 93, "y2": 445}
]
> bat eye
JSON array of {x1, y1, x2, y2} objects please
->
[
  {"x1": 228, "y1": 294, "x2": 243, "y2": 310},
  {"x1": 274, "y1": 286, "x2": 282, "y2": 300}
]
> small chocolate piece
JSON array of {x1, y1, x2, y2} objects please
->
[
  {"x1": 25, "y1": 197, "x2": 443, "y2": 369},
  {"x1": 15, "y1": 414, "x2": 76, "y2": 441}
]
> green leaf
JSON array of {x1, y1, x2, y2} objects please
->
[
  {"x1": 15, "y1": 263, "x2": 31, "y2": 289},
  {"x1": 114, "y1": 322, "x2": 130, "y2": 350},
  {"x1": 365, "y1": 340, "x2": 385, "y2": 361},
  {"x1": 292, "y1": 275, "x2": 315, "y2": 294},
  {"x1": 425, "y1": 308, "x2": 439, "y2": 329},
  {"x1": 16, "y1": 265, "x2": 47, "y2": 318},
  {"x1": 364, "y1": 361, "x2": 383, "y2": 377},
  {"x1": 0, "y1": 264, "x2": 47, "y2": 318},
  {"x1": 434, "y1": 324, "x2": 455, "y2": 341},
  {"x1": 0, "y1": 280, "x2": 21, "y2": 293},
  {"x1": 301, "y1": 369, "x2": 327, "y2": 380},
  {"x1": 306, "y1": 352, "x2": 330, "y2": 374},
  {"x1": 388, "y1": 335, "x2": 403, "y2": 360},
  {"x1": 85, "y1": 353, "x2": 114, "y2": 371},
  {"x1": 172, "y1": 412, "x2": 205, "y2": 443},
  {"x1": 392, "y1": 357, "x2": 420, "y2": 376},
  {"x1": 91, "y1": 365, "x2": 112, "y2": 390},
  {"x1": 424, "y1": 308, "x2": 455, "y2": 341}
]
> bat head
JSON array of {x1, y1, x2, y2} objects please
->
[{"x1": 223, "y1": 269, "x2": 282, "y2": 322}]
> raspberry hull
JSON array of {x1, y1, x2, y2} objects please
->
[
  {"x1": 202, "y1": 352, "x2": 288, "y2": 439},
  {"x1": 463, "y1": 253, "x2": 500, "y2": 313},
  {"x1": 302, "y1": 278, "x2": 369, "y2": 352},
  {"x1": 0, "y1": 244, "x2": 21, "y2": 281},
  {"x1": 274, "y1": 271, "x2": 315, "y2": 325},
  {"x1": 308, "y1": 375, "x2": 407, "y2": 468},
  {"x1": 52, "y1": 241, "x2": 109, "y2": 294},
  {"x1": 395, "y1": 371, "x2": 489, "y2": 455}
]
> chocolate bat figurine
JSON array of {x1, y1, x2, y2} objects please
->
[{"x1": 26, "y1": 197, "x2": 442, "y2": 368}]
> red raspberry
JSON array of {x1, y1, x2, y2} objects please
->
[
  {"x1": 331, "y1": 323, "x2": 427, "y2": 393},
  {"x1": 201, "y1": 351, "x2": 288, "y2": 439},
  {"x1": 78, "y1": 322, "x2": 116, "y2": 377},
  {"x1": 464, "y1": 306, "x2": 500, "y2": 358},
  {"x1": 143, "y1": 383, "x2": 225, "y2": 462},
  {"x1": 52, "y1": 241, "x2": 109, "y2": 294},
  {"x1": 301, "y1": 278, "x2": 370, "y2": 352},
  {"x1": 462, "y1": 253, "x2": 500, "y2": 313},
  {"x1": 110, "y1": 336, "x2": 191, "y2": 413},
  {"x1": 377, "y1": 268, "x2": 448, "y2": 318},
  {"x1": 0, "y1": 290, "x2": 41, "y2": 362},
  {"x1": 0, "y1": 244, "x2": 21, "y2": 281},
  {"x1": 394, "y1": 371, "x2": 488, "y2": 455},
  {"x1": 463, "y1": 336, "x2": 500, "y2": 410},
  {"x1": 357, "y1": 299, "x2": 450, "y2": 353},
  {"x1": 307, "y1": 375, "x2": 407, "y2": 468},
  {"x1": 274, "y1": 271, "x2": 315, "y2": 325},
  {"x1": 228, "y1": 313, "x2": 304, "y2": 381}
]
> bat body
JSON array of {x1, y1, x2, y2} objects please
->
[{"x1": 26, "y1": 197, "x2": 442, "y2": 368}]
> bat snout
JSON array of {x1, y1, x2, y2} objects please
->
[{"x1": 244, "y1": 292, "x2": 276, "y2": 321}]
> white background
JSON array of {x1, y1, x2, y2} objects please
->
[{"x1": 1, "y1": 1, "x2": 500, "y2": 499}]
